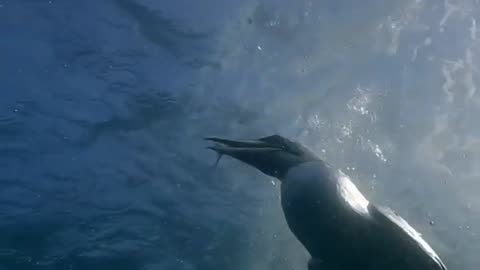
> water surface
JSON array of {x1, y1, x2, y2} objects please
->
[{"x1": 1, "y1": 0, "x2": 479, "y2": 269}]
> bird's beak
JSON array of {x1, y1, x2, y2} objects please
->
[
  {"x1": 205, "y1": 137, "x2": 282, "y2": 153},
  {"x1": 204, "y1": 136, "x2": 283, "y2": 166},
  {"x1": 205, "y1": 135, "x2": 319, "y2": 179}
]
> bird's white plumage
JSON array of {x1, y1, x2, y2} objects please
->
[
  {"x1": 337, "y1": 170, "x2": 370, "y2": 215},
  {"x1": 371, "y1": 205, "x2": 447, "y2": 269}
]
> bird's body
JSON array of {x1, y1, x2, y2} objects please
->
[
  {"x1": 206, "y1": 135, "x2": 447, "y2": 270},
  {"x1": 282, "y1": 161, "x2": 372, "y2": 270}
]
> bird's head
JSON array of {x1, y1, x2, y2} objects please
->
[{"x1": 205, "y1": 135, "x2": 319, "y2": 180}]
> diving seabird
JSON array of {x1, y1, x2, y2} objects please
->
[{"x1": 206, "y1": 134, "x2": 447, "y2": 270}]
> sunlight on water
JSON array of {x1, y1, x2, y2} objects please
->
[
  {"x1": 347, "y1": 87, "x2": 371, "y2": 116},
  {"x1": 369, "y1": 139, "x2": 387, "y2": 163}
]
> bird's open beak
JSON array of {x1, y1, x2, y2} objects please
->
[
  {"x1": 204, "y1": 136, "x2": 283, "y2": 166},
  {"x1": 205, "y1": 137, "x2": 282, "y2": 157},
  {"x1": 205, "y1": 137, "x2": 282, "y2": 153},
  {"x1": 205, "y1": 135, "x2": 319, "y2": 179}
]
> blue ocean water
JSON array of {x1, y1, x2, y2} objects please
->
[{"x1": 1, "y1": 0, "x2": 479, "y2": 269}]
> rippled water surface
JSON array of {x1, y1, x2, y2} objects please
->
[{"x1": 1, "y1": 0, "x2": 480, "y2": 269}]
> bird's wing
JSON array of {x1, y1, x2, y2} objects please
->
[{"x1": 368, "y1": 204, "x2": 447, "y2": 269}]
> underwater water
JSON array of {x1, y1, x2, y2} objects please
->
[{"x1": 1, "y1": 0, "x2": 480, "y2": 269}]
